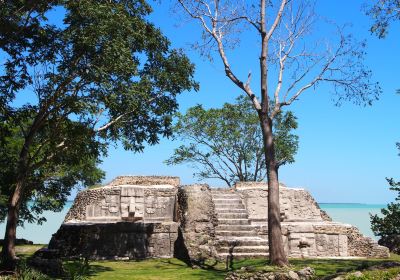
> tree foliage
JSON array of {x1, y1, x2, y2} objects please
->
[
  {"x1": 0, "y1": 0, "x2": 198, "y2": 266},
  {"x1": 371, "y1": 144, "x2": 400, "y2": 238},
  {"x1": 166, "y1": 95, "x2": 298, "y2": 186},
  {"x1": 366, "y1": 0, "x2": 400, "y2": 38},
  {"x1": 0, "y1": 112, "x2": 104, "y2": 226}
]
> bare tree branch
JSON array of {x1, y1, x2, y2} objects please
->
[
  {"x1": 177, "y1": 0, "x2": 262, "y2": 111},
  {"x1": 266, "y1": 0, "x2": 288, "y2": 40}
]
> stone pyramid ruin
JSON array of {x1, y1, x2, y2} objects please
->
[{"x1": 48, "y1": 176, "x2": 388, "y2": 261}]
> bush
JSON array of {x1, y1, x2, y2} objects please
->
[
  {"x1": 64, "y1": 257, "x2": 90, "y2": 280},
  {"x1": 370, "y1": 178, "x2": 400, "y2": 240},
  {"x1": 0, "y1": 260, "x2": 51, "y2": 280},
  {"x1": 345, "y1": 268, "x2": 400, "y2": 280}
]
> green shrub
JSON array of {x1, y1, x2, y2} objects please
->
[
  {"x1": 345, "y1": 268, "x2": 400, "y2": 280},
  {"x1": 13, "y1": 261, "x2": 50, "y2": 280},
  {"x1": 64, "y1": 258, "x2": 90, "y2": 280}
]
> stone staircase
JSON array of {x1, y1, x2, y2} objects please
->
[{"x1": 211, "y1": 189, "x2": 269, "y2": 259}]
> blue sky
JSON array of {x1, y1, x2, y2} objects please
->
[
  {"x1": 3, "y1": 1, "x2": 398, "y2": 204},
  {"x1": 100, "y1": 0, "x2": 400, "y2": 204}
]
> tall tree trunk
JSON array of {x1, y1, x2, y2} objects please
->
[
  {"x1": 1, "y1": 179, "x2": 24, "y2": 270},
  {"x1": 1, "y1": 137, "x2": 32, "y2": 270},
  {"x1": 259, "y1": 0, "x2": 287, "y2": 266},
  {"x1": 260, "y1": 114, "x2": 288, "y2": 266},
  {"x1": 1, "y1": 109, "x2": 43, "y2": 270}
]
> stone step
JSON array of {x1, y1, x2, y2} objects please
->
[
  {"x1": 213, "y1": 199, "x2": 244, "y2": 204},
  {"x1": 215, "y1": 208, "x2": 247, "y2": 213},
  {"x1": 216, "y1": 225, "x2": 256, "y2": 231},
  {"x1": 211, "y1": 189, "x2": 236, "y2": 192},
  {"x1": 217, "y1": 213, "x2": 248, "y2": 219},
  {"x1": 218, "y1": 246, "x2": 269, "y2": 254},
  {"x1": 211, "y1": 193, "x2": 237, "y2": 197},
  {"x1": 217, "y1": 252, "x2": 269, "y2": 259},
  {"x1": 215, "y1": 230, "x2": 257, "y2": 237},
  {"x1": 216, "y1": 238, "x2": 268, "y2": 247},
  {"x1": 218, "y1": 219, "x2": 250, "y2": 225},
  {"x1": 212, "y1": 194, "x2": 240, "y2": 199},
  {"x1": 213, "y1": 199, "x2": 242, "y2": 203},
  {"x1": 214, "y1": 204, "x2": 245, "y2": 210},
  {"x1": 211, "y1": 194, "x2": 240, "y2": 198}
]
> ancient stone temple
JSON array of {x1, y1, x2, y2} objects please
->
[{"x1": 48, "y1": 176, "x2": 389, "y2": 261}]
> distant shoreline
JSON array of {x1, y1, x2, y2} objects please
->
[{"x1": 319, "y1": 203, "x2": 385, "y2": 205}]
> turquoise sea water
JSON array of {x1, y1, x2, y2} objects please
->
[
  {"x1": 319, "y1": 203, "x2": 385, "y2": 240},
  {"x1": 0, "y1": 202, "x2": 386, "y2": 244},
  {"x1": 0, "y1": 201, "x2": 73, "y2": 245}
]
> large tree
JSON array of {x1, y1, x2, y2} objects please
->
[
  {"x1": 166, "y1": 95, "x2": 298, "y2": 187},
  {"x1": 176, "y1": 0, "x2": 380, "y2": 265},
  {"x1": 0, "y1": 0, "x2": 197, "y2": 269}
]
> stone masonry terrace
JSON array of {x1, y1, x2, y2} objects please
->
[{"x1": 48, "y1": 176, "x2": 389, "y2": 261}]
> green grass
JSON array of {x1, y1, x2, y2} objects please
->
[
  {"x1": 10, "y1": 246, "x2": 400, "y2": 279},
  {"x1": 14, "y1": 244, "x2": 45, "y2": 258},
  {"x1": 290, "y1": 257, "x2": 400, "y2": 278},
  {"x1": 345, "y1": 268, "x2": 400, "y2": 280},
  {"x1": 78, "y1": 259, "x2": 226, "y2": 280},
  {"x1": 64, "y1": 256, "x2": 400, "y2": 280}
]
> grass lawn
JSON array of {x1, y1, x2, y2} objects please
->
[
  {"x1": 67, "y1": 256, "x2": 400, "y2": 279},
  {"x1": 11, "y1": 245, "x2": 400, "y2": 279},
  {"x1": 80, "y1": 259, "x2": 226, "y2": 280},
  {"x1": 14, "y1": 244, "x2": 47, "y2": 258}
]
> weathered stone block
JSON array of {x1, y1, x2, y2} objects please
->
[
  {"x1": 176, "y1": 184, "x2": 217, "y2": 262},
  {"x1": 49, "y1": 222, "x2": 178, "y2": 260}
]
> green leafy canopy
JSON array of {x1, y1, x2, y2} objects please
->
[
  {"x1": 0, "y1": 0, "x2": 198, "y2": 225},
  {"x1": 166, "y1": 95, "x2": 298, "y2": 187}
]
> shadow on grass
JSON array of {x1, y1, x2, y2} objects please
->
[
  {"x1": 87, "y1": 263, "x2": 115, "y2": 276},
  {"x1": 64, "y1": 260, "x2": 114, "y2": 278},
  {"x1": 159, "y1": 258, "x2": 227, "y2": 274},
  {"x1": 230, "y1": 258, "x2": 268, "y2": 270}
]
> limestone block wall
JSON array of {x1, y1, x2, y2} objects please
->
[
  {"x1": 235, "y1": 182, "x2": 389, "y2": 258},
  {"x1": 65, "y1": 176, "x2": 179, "y2": 223},
  {"x1": 109, "y1": 176, "x2": 180, "y2": 186},
  {"x1": 48, "y1": 222, "x2": 178, "y2": 260},
  {"x1": 50, "y1": 176, "x2": 180, "y2": 260},
  {"x1": 235, "y1": 182, "x2": 327, "y2": 223},
  {"x1": 283, "y1": 222, "x2": 350, "y2": 258},
  {"x1": 175, "y1": 184, "x2": 218, "y2": 262},
  {"x1": 345, "y1": 226, "x2": 389, "y2": 258},
  {"x1": 283, "y1": 222, "x2": 388, "y2": 259},
  {"x1": 50, "y1": 177, "x2": 389, "y2": 260},
  {"x1": 65, "y1": 187, "x2": 121, "y2": 222}
]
